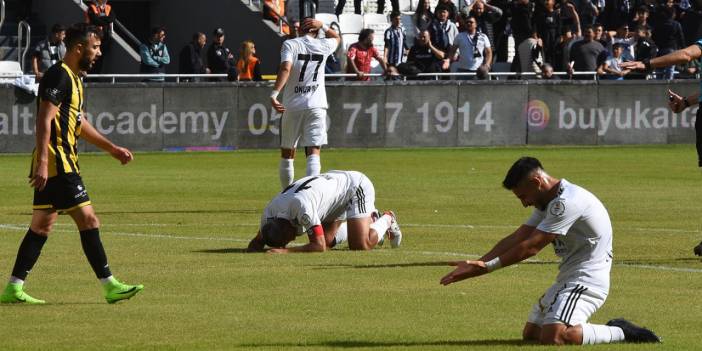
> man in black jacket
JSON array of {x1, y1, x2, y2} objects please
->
[
  {"x1": 179, "y1": 32, "x2": 209, "y2": 82},
  {"x1": 206, "y1": 28, "x2": 236, "y2": 82}
]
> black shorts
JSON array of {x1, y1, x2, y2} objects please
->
[{"x1": 33, "y1": 173, "x2": 91, "y2": 212}]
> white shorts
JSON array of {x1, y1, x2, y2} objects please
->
[
  {"x1": 280, "y1": 108, "x2": 328, "y2": 149},
  {"x1": 527, "y1": 282, "x2": 607, "y2": 327},
  {"x1": 330, "y1": 175, "x2": 377, "y2": 222}
]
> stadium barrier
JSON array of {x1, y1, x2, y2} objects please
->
[{"x1": 0, "y1": 80, "x2": 698, "y2": 152}]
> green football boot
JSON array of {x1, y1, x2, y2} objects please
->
[
  {"x1": 0, "y1": 283, "x2": 46, "y2": 304},
  {"x1": 103, "y1": 277, "x2": 144, "y2": 304}
]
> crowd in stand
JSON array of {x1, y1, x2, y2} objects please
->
[
  {"x1": 29, "y1": 0, "x2": 263, "y2": 82},
  {"x1": 29, "y1": 0, "x2": 702, "y2": 81},
  {"x1": 291, "y1": 0, "x2": 702, "y2": 80}
]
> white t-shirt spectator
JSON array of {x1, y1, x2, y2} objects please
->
[{"x1": 452, "y1": 31, "x2": 490, "y2": 71}]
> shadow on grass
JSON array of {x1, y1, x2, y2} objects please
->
[
  {"x1": 239, "y1": 339, "x2": 530, "y2": 348},
  {"x1": 193, "y1": 248, "x2": 249, "y2": 254},
  {"x1": 308, "y1": 261, "x2": 559, "y2": 270}
]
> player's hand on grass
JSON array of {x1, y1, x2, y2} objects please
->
[
  {"x1": 30, "y1": 161, "x2": 49, "y2": 191},
  {"x1": 440, "y1": 260, "x2": 488, "y2": 285},
  {"x1": 110, "y1": 146, "x2": 134, "y2": 165},
  {"x1": 271, "y1": 97, "x2": 286, "y2": 113}
]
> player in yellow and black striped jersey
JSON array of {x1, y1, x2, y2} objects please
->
[
  {"x1": 30, "y1": 60, "x2": 89, "y2": 211},
  {"x1": 0, "y1": 23, "x2": 143, "y2": 305}
]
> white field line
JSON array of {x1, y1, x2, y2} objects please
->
[{"x1": 1, "y1": 223, "x2": 701, "y2": 273}]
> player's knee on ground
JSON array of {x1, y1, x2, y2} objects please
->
[
  {"x1": 347, "y1": 237, "x2": 373, "y2": 250},
  {"x1": 539, "y1": 324, "x2": 581, "y2": 345}
]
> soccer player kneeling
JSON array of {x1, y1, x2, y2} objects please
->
[{"x1": 440, "y1": 157, "x2": 660, "y2": 345}]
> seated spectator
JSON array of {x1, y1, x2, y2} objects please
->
[
  {"x1": 567, "y1": 24, "x2": 604, "y2": 79},
  {"x1": 429, "y1": 4, "x2": 459, "y2": 53},
  {"x1": 31, "y1": 24, "x2": 66, "y2": 81},
  {"x1": 414, "y1": 0, "x2": 434, "y2": 34},
  {"x1": 207, "y1": 28, "x2": 236, "y2": 82},
  {"x1": 139, "y1": 26, "x2": 170, "y2": 82},
  {"x1": 446, "y1": 15, "x2": 492, "y2": 80},
  {"x1": 600, "y1": 43, "x2": 630, "y2": 79},
  {"x1": 518, "y1": 30, "x2": 544, "y2": 77},
  {"x1": 346, "y1": 29, "x2": 388, "y2": 81},
  {"x1": 397, "y1": 30, "x2": 445, "y2": 79},
  {"x1": 540, "y1": 63, "x2": 559, "y2": 79},
  {"x1": 178, "y1": 32, "x2": 209, "y2": 82},
  {"x1": 237, "y1": 40, "x2": 262, "y2": 81},
  {"x1": 384, "y1": 11, "x2": 409, "y2": 68}
]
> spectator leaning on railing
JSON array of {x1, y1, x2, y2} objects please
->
[
  {"x1": 31, "y1": 24, "x2": 66, "y2": 81},
  {"x1": 567, "y1": 24, "x2": 605, "y2": 79},
  {"x1": 139, "y1": 26, "x2": 170, "y2": 82},
  {"x1": 398, "y1": 29, "x2": 445, "y2": 79},
  {"x1": 445, "y1": 14, "x2": 492, "y2": 80},
  {"x1": 384, "y1": 11, "x2": 409, "y2": 69},
  {"x1": 237, "y1": 40, "x2": 262, "y2": 81},
  {"x1": 346, "y1": 29, "x2": 388, "y2": 81}
]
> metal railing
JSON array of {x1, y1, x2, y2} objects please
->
[
  {"x1": 4, "y1": 71, "x2": 696, "y2": 82},
  {"x1": 0, "y1": 0, "x2": 5, "y2": 32},
  {"x1": 71, "y1": 0, "x2": 141, "y2": 61},
  {"x1": 17, "y1": 21, "x2": 30, "y2": 72}
]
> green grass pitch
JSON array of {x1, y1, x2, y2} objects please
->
[{"x1": 0, "y1": 145, "x2": 701, "y2": 350}]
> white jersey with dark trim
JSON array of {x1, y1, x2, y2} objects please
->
[
  {"x1": 280, "y1": 35, "x2": 338, "y2": 112},
  {"x1": 261, "y1": 171, "x2": 364, "y2": 235},
  {"x1": 525, "y1": 179, "x2": 613, "y2": 293}
]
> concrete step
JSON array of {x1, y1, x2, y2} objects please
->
[{"x1": 0, "y1": 46, "x2": 18, "y2": 61}]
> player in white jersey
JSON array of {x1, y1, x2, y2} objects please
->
[
  {"x1": 440, "y1": 157, "x2": 660, "y2": 345},
  {"x1": 246, "y1": 170, "x2": 402, "y2": 253},
  {"x1": 270, "y1": 18, "x2": 340, "y2": 189}
]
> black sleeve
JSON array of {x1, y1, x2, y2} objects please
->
[
  {"x1": 38, "y1": 65, "x2": 71, "y2": 106},
  {"x1": 253, "y1": 61, "x2": 262, "y2": 81}
]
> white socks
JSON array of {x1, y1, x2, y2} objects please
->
[
  {"x1": 332, "y1": 222, "x2": 348, "y2": 247},
  {"x1": 279, "y1": 159, "x2": 294, "y2": 189},
  {"x1": 9, "y1": 276, "x2": 23, "y2": 285},
  {"x1": 306, "y1": 154, "x2": 321, "y2": 176},
  {"x1": 581, "y1": 323, "x2": 625, "y2": 345},
  {"x1": 369, "y1": 214, "x2": 392, "y2": 244}
]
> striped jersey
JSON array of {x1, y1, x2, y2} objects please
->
[
  {"x1": 260, "y1": 171, "x2": 366, "y2": 236},
  {"x1": 384, "y1": 25, "x2": 408, "y2": 66},
  {"x1": 525, "y1": 179, "x2": 613, "y2": 293},
  {"x1": 31, "y1": 62, "x2": 84, "y2": 178}
]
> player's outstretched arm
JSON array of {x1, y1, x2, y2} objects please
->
[
  {"x1": 440, "y1": 228, "x2": 555, "y2": 285},
  {"x1": 80, "y1": 115, "x2": 133, "y2": 165},
  {"x1": 621, "y1": 43, "x2": 702, "y2": 71},
  {"x1": 269, "y1": 227, "x2": 327, "y2": 253},
  {"x1": 478, "y1": 224, "x2": 535, "y2": 262}
]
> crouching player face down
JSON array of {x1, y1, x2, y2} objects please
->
[{"x1": 246, "y1": 171, "x2": 402, "y2": 253}]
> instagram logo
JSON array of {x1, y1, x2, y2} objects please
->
[{"x1": 524, "y1": 100, "x2": 550, "y2": 131}]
